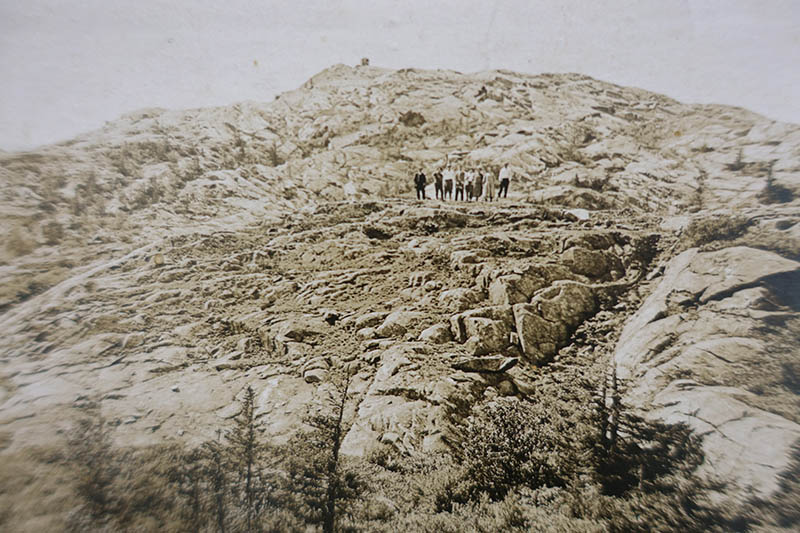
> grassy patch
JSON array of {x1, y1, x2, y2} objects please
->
[{"x1": 679, "y1": 215, "x2": 752, "y2": 251}]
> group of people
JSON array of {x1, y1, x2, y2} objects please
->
[{"x1": 413, "y1": 163, "x2": 512, "y2": 201}]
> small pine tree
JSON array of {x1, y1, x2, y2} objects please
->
[
  {"x1": 279, "y1": 371, "x2": 364, "y2": 531},
  {"x1": 228, "y1": 386, "x2": 268, "y2": 532},
  {"x1": 727, "y1": 148, "x2": 745, "y2": 171},
  {"x1": 202, "y1": 431, "x2": 230, "y2": 533}
]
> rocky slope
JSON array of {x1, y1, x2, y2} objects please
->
[{"x1": 1, "y1": 64, "x2": 799, "y2": 528}]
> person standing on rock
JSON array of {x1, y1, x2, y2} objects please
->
[
  {"x1": 443, "y1": 165, "x2": 455, "y2": 200},
  {"x1": 465, "y1": 167, "x2": 474, "y2": 201},
  {"x1": 455, "y1": 167, "x2": 465, "y2": 201},
  {"x1": 498, "y1": 163, "x2": 511, "y2": 198},
  {"x1": 434, "y1": 168, "x2": 444, "y2": 200},
  {"x1": 484, "y1": 166, "x2": 496, "y2": 201},
  {"x1": 473, "y1": 167, "x2": 484, "y2": 201},
  {"x1": 414, "y1": 168, "x2": 427, "y2": 200}
]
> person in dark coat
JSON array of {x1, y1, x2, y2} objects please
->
[
  {"x1": 414, "y1": 169, "x2": 427, "y2": 200},
  {"x1": 455, "y1": 167, "x2": 465, "y2": 201},
  {"x1": 473, "y1": 168, "x2": 484, "y2": 200},
  {"x1": 434, "y1": 168, "x2": 444, "y2": 200}
]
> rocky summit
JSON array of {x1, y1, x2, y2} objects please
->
[{"x1": 1, "y1": 64, "x2": 799, "y2": 531}]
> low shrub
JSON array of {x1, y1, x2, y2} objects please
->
[{"x1": 680, "y1": 215, "x2": 751, "y2": 250}]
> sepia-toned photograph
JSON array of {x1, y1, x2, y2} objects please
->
[{"x1": 1, "y1": 1, "x2": 798, "y2": 531}]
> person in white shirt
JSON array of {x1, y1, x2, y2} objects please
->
[
  {"x1": 443, "y1": 165, "x2": 455, "y2": 200},
  {"x1": 498, "y1": 163, "x2": 512, "y2": 198},
  {"x1": 465, "y1": 169, "x2": 475, "y2": 201}
]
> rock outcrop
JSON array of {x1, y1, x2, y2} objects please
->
[{"x1": 614, "y1": 246, "x2": 800, "y2": 499}]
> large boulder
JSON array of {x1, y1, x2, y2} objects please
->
[
  {"x1": 418, "y1": 323, "x2": 453, "y2": 344},
  {"x1": 340, "y1": 344, "x2": 481, "y2": 457},
  {"x1": 351, "y1": 311, "x2": 390, "y2": 329},
  {"x1": 450, "y1": 305, "x2": 514, "y2": 343},
  {"x1": 438, "y1": 288, "x2": 485, "y2": 312},
  {"x1": 513, "y1": 281, "x2": 596, "y2": 364},
  {"x1": 275, "y1": 316, "x2": 329, "y2": 342},
  {"x1": 561, "y1": 246, "x2": 622, "y2": 280},
  {"x1": 450, "y1": 249, "x2": 490, "y2": 271},
  {"x1": 487, "y1": 263, "x2": 575, "y2": 305},
  {"x1": 375, "y1": 310, "x2": 427, "y2": 338},
  {"x1": 261, "y1": 315, "x2": 329, "y2": 355},
  {"x1": 462, "y1": 317, "x2": 512, "y2": 355}
]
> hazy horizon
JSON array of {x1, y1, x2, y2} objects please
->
[{"x1": 2, "y1": 0, "x2": 799, "y2": 152}]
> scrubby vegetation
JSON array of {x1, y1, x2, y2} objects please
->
[
  {"x1": 59, "y1": 375, "x2": 367, "y2": 533},
  {"x1": 47, "y1": 359, "x2": 764, "y2": 533},
  {"x1": 679, "y1": 214, "x2": 752, "y2": 250}
]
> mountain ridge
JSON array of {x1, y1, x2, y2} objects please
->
[{"x1": 0, "y1": 63, "x2": 799, "y2": 531}]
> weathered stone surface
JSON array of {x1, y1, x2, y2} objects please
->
[
  {"x1": 564, "y1": 208, "x2": 590, "y2": 221},
  {"x1": 651, "y1": 380, "x2": 800, "y2": 498},
  {"x1": 340, "y1": 344, "x2": 456, "y2": 457},
  {"x1": 375, "y1": 310, "x2": 426, "y2": 337},
  {"x1": 613, "y1": 246, "x2": 800, "y2": 501},
  {"x1": 213, "y1": 350, "x2": 243, "y2": 370},
  {"x1": 438, "y1": 287, "x2": 484, "y2": 312},
  {"x1": 450, "y1": 305, "x2": 514, "y2": 343},
  {"x1": 423, "y1": 280, "x2": 442, "y2": 292},
  {"x1": 408, "y1": 271, "x2": 434, "y2": 287},
  {"x1": 276, "y1": 316, "x2": 329, "y2": 342},
  {"x1": 356, "y1": 327, "x2": 376, "y2": 340},
  {"x1": 513, "y1": 281, "x2": 596, "y2": 364},
  {"x1": 616, "y1": 247, "x2": 800, "y2": 375},
  {"x1": 462, "y1": 317, "x2": 511, "y2": 355},
  {"x1": 450, "y1": 249, "x2": 490, "y2": 268},
  {"x1": 562, "y1": 246, "x2": 621, "y2": 279},
  {"x1": 418, "y1": 323, "x2": 453, "y2": 344},
  {"x1": 487, "y1": 263, "x2": 575, "y2": 305},
  {"x1": 303, "y1": 368, "x2": 327, "y2": 383},
  {"x1": 353, "y1": 311, "x2": 390, "y2": 329}
]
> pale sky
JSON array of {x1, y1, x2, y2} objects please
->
[{"x1": 1, "y1": 0, "x2": 798, "y2": 151}]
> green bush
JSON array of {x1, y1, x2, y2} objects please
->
[{"x1": 460, "y1": 395, "x2": 584, "y2": 499}]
